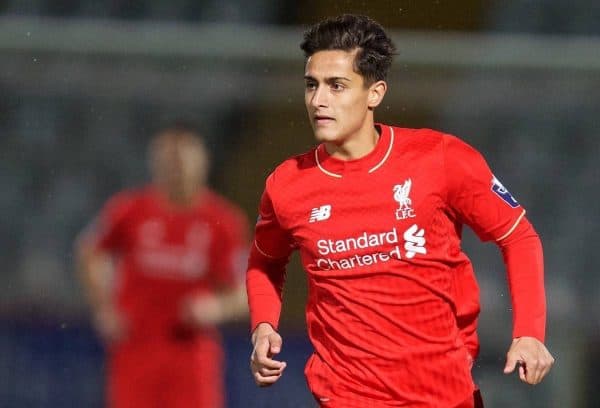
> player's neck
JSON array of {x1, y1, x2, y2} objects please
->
[
  {"x1": 159, "y1": 186, "x2": 204, "y2": 209},
  {"x1": 325, "y1": 120, "x2": 380, "y2": 161},
  {"x1": 168, "y1": 194, "x2": 194, "y2": 207}
]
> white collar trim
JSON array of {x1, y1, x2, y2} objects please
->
[
  {"x1": 315, "y1": 126, "x2": 395, "y2": 178},
  {"x1": 368, "y1": 126, "x2": 394, "y2": 174}
]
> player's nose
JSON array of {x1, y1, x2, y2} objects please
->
[{"x1": 310, "y1": 86, "x2": 328, "y2": 108}]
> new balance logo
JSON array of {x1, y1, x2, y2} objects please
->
[{"x1": 309, "y1": 205, "x2": 332, "y2": 223}]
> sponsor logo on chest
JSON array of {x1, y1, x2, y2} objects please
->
[
  {"x1": 314, "y1": 224, "x2": 427, "y2": 271},
  {"x1": 305, "y1": 177, "x2": 430, "y2": 271},
  {"x1": 135, "y1": 220, "x2": 209, "y2": 279}
]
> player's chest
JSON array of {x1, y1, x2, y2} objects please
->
[
  {"x1": 125, "y1": 211, "x2": 213, "y2": 252},
  {"x1": 122, "y1": 209, "x2": 215, "y2": 279},
  {"x1": 281, "y1": 170, "x2": 445, "y2": 247}
]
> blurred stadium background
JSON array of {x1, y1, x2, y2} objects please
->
[{"x1": 1, "y1": 1, "x2": 599, "y2": 407}]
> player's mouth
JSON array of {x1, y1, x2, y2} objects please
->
[{"x1": 314, "y1": 115, "x2": 335, "y2": 125}]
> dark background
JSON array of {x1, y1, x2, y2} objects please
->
[{"x1": 1, "y1": 1, "x2": 598, "y2": 406}]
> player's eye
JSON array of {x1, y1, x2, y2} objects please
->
[
  {"x1": 331, "y1": 82, "x2": 345, "y2": 91},
  {"x1": 305, "y1": 81, "x2": 317, "y2": 90}
]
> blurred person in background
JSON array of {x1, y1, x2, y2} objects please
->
[
  {"x1": 246, "y1": 14, "x2": 554, "y2": 407},
  {"x1": 75, "y1": 122, "x2": 249, "y2": 408}
]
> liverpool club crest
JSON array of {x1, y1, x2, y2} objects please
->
[{"x1": 393, "y1": 179, "x2": 416, "y2": 220}]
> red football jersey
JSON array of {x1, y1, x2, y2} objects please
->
[
  {"x1": 247, "y1": 125, "x2": 544, "y2": 407},
  {"x1": 87, "y1": 186, "x2": 248, "y2": 343}
]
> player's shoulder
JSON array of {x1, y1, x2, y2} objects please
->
[
  {"x1": 97, "y1": 186, "x2": 150, "y2": 221},
  {"x1": 389, "y1": 125, "x2": 448, "y2": 145},
  {"x1": 203, "y1": 189, "x2": 242, "y2": 213},
  {"x1": 201, "y1": 189, "x2": 248, "y2": 223},
  {"x1": 380, "y1": 125, "x2": 444, "y2": 156},
  {"x1": 266, "y1": 148, "x2": 317, "y2": 188},
  {"x1": 387, "y1": 125, "x2": 479, "y2": 156},
  {"x1": 105, "y1": 186, "x2": 149, "y2": 209}
]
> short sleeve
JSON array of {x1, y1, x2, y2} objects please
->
[
  {"x1": 82, "y1": 192, "x2": 135, "y2": 253},
  {"x1": 253, "y1": 176, "x2": 295, "y2": 260},
  {"x1": 444, "y1": 135, "x2": 526, "y2": 242}
]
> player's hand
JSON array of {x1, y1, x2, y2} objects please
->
[
  {"x1": 94, "y1": 305, "x2": 127, "y2": 344},
  {"x1": 180, "y1": 295, "x2": 224, "y2": 328},
  {"x1": 250, "y1": 322, "x2": 287, "y2": 387},
  {"x1": 503, "y1": 336, "x2": 555, "y2": 384}
]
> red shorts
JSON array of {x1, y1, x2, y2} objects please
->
[
  {"x1": 315, "y1": 389, "x2": 484, "y2": 408},
  {"x1": 107, "y1": 337, "x2": 224, "y2": 408}
]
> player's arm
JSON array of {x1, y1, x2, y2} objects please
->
[
  {"x1": 444, "y1": 135, "x2": 554, "y2": 384},
  {"x1": 74, "y1": 194, "x2": 131, "y2": 344},
  {"x1": 180, "y1": 283, "x2": 249, "y2": 327},
  {"x1": 216, "y1": 284, "x2": 249, "y2": 322},
  {"x1": 496, "y1": 218, "x2": 554, "y2": 384},
  {"x1": 75, "y1": 230, "x2": 126, "y2": 344},
  {"x1": 246, "y1": 180, "x2": 294, "y2": 387},
  {"x1": 248, "y1": 247, "x2": 289, "y2": 387}
]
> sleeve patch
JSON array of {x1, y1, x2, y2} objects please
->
[{"x1": 491, "y1": 175, "x2": 520, "y2": 208}]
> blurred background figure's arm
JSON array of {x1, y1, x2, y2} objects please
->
[
  {"x1": 180, "y1": 283, "x2": 248, "y2": 328},
  {"x1": 75, "y1": 237, "x2": 126, "y2": 344}
]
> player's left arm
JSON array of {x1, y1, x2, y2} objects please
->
[
  {"x1": 444, "y1": 134, "x2": 555, "y2": 384},
  {"x1": 496, "y1": 216, "x2": 555, "y2": 384}
]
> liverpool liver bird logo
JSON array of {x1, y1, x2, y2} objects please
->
[{"x1": 393, "y1": 179, "x2": 416, "y2": 220}]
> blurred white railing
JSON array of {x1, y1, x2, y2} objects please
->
[{"x1": 1, "y1": 16, "x2": 600, "y2": 71}]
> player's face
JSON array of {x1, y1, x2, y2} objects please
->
[
  {"x1": 304, "y1": 49, "x2": 384, "y2": 145},
  {"x1": 151, "y1": 132, "x2": 209, "y2": 200}
]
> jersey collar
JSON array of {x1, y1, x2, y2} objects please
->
[{"x1": 315, "y1": 124, "x2": 394, "y2": 178}]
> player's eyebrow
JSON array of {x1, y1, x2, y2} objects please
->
[{"x1": 303, "y1": 75, "x2": 351, "y2": 83}]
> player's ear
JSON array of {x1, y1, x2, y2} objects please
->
[{"x1": 367, "y1": 80, "x2": 387, "y2": 109}]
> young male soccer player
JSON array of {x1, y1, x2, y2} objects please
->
[
  {"x1": 246, "y1": 14, "x2": 554, "y2": 407},
  {"x1": 76, "y1": 123, "x2": 249, "y2": 408}
]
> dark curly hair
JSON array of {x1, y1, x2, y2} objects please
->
[{"x1": 300, "y1": 14, "x2": 396, "y2": 85}]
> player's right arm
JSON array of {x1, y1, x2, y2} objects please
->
[
  {"x1": 74, "y1": 193, "x2": 132, "y2": 344},
  {"x1": 76, "y1": 239, "x2": 125, "y2": 343},
  {"x1": 247, "y1": 239, "x2": 289, "y2": 386},
  {"x1": 246, "y1": 177, "x2": 294, "y2": 386}
]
